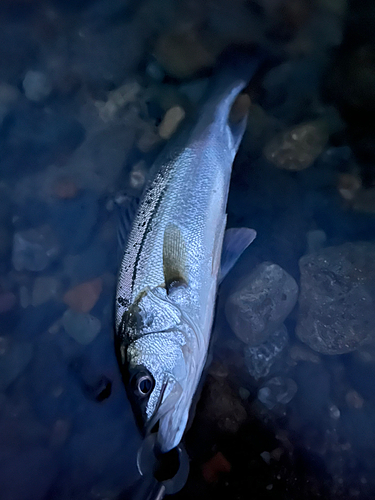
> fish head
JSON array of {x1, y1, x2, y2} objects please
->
[{"x1": 117, "y1": 286, "x2": 199, "y2": 452}]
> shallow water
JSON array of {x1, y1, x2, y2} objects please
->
[{"x1": 1, "y1": 1, "x2": 375, "y2": 499}]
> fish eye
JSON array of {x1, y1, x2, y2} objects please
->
[{"x1": 131, "y1": 370, "x2": 154, "y2": 397}]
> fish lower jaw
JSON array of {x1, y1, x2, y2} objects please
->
[{"x1": 157, "y1": 408, "x2": 189, "y2": 453}]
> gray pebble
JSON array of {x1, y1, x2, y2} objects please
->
[
  {"x1": 0, "y1": 339, "x2": 33, "y2": 391},
  {"x1": 244, "y1": 324, "x2": 289, "y2": 380},
  {"x1": 146, "y1": 60, "x2": 165, "y2": 82},
  {"x1": 23, "y1": 70, "x2": 52, "y2": 102},
  {"x1": 179, "y1": 78, "x2": 209, "y2": 104},
  {"x1": 31, "y1": 277, "x2": 60, "y2": 307},
  {"x1": 12, "y1": 226, "x2": 59, "y2": 272},
  {"x1": 306, "y1": 229, "x2": 327, "y2": 254},
  {"x1": 0, "y1": 447, "x2": 57, "y2": 500},
  {"x1": 258, "y1": 377, "x2": 298, "y2": 410},
  {"x1": 225, "y1": 262, "x2": 298, "y2": 345},
  {"x1": 62, "y1": 309, "x2": 101, "y2": 345}
]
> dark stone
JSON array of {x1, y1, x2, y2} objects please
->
[
  {"x1": 225, "y1": 262, "x2": 298, "y2": 345},
  {"x1": 49, "y1": 191, "x2": 99, "y2": 253},
  {"x1": 0, "y1": 447, "x2": 58, "y2": 500},
  {"x1": 297, "y1": 242, "x2": 375, "y2": 354},
  {"x1": 244, "y1": 323, "x2": 288, "y2": 380},
  {"x1": 0, "y1": 104, "x2": 85, "y2": 175},
  {"x1": 15, "y1": 301, "x2": 66, "y2": 340}
]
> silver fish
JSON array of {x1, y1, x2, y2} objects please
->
[{"x1": 115, "y1": 56, "x2": 260, "y2": 453}]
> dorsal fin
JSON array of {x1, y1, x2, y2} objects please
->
[
  {"x1": 163, "y1": 223, "x2": 188, "y2": 294},
  {"x1": 116, "y1": 193, "x2": 140, "y2": 263}
]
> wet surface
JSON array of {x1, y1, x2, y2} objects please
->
[{"x1": 1, "y1": 0, "x2": 375, "y2": 499}]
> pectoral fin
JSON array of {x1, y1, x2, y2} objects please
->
[
  {"x1": 163, "y1": 223, "x2": 188, "y2": 294},
  {"x1": 219, "y1": 227, "x2": 256, "y2": 283}
]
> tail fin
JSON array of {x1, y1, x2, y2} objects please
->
[
  {"x1": 195, "y1": 47, "x2": 266, "y2": 140},
  {"x1": 203, "y1": 47, "x2": 265, "y2": 115}
]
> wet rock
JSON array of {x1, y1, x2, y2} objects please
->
[
  {"x1": 337, "y1": 173, "x2": 361, "y2": 201},
  {"x1": 339, "y1": 406, "x2": 375, "y2": 452},
  {"x1": 12, "y1": 225, "x2": 59, "y2": 272},
  {"x1": 19, "y1": 285, "x2": 30, "y2": 309},
  {"x1": 0, "y1": 447, "x2": 57, "y2": 500},
  {"x1": 63, "y1": 242, "x2": 108, "y2": 285},
  {"x1": 179, "y1": 78, "x2": 208, "y2": 105},
  {"x1": 2, "y1": 104, "x2": 85, "y2": 175},
  {"x1": 244, "y1": 324, "x2": 289, "y2": 380},
  {"x1": 15, "y1": 301, "x2": 66, "y2": 339},
  {"x1": 0, "y1": 224, "x2": 12, "y2": 258},
  {"x1": 158, "y1": 105, "x2": 185, "y2": 140},
  {"x1": 71, "y1": 22, "x2": 145, "y2": 91},
  {"x1": 202, "y1": 452, "x2": 231, "y2": 484},
  {"x1": 329, "y1": 403, "x2": 340, "y2": 420},
  {"x1": 289, "y1": 343, "x2": 321, "y2": 364},
  {"x1": 264, "y1": 119, "x2": 330, "y2": 171},
  {"x1": 22, "y1": 70, "x2": 52, "y2": 102},
  {"x1": 63, "y1": 277, "x2": 103, "y2": 313},
  {"x1": 0, "y1": 291, "x2": 16, "y2": 313},
  {"x1": 62, "y1": 309, "x2": 101, "y2": 345},
  {"x1": 238, "y1": 387, "x2": 250, "y2": 400},
  {"x1": 52, "y1": 177, "x2": 80, "y2": 199},
  {"x1": 0, "y1": 18, "x2": 38, "y2": 84},
  {"x1": 207, "y1": 0, "x2": 266, "y2": 45},
  {"x1": 95, "y1": 81, "x2": 141, "y2": 122},
  {"x1": 49, "y1": 419, "x2": 71, "y2": 448},
  {"x1": 29, "y1": 340, "x2": 79, "y2": 425},
  {"x1": 31, "y1": 277, "x2": 60, "y2": 307},
  {"x1": 49, "y1": 191, "x2": 99, "y2": 253},
  {"x1": 293, "y1": 362, "x2": 331, "y2": 425},
  {"x1": 306, "y1": 229, "x2": 327, "y2": 253},
  {"x1": 153, "y1": 30, "x2": 223, "y2": 79},
  {"x1": 67, "y1": 417, "x2": 127, "y2": 482},
  {"x1": 0, "y1": 83, "x2": 19, "y2": 125},
  {"x1": 225, "y1": 262, "x2": 298, "y2": 345},
  {"x1": 145, "y1": 59, "x2": 165, "y2": 82},
  {"x1": 258, "y1": 377, "x2": 298, "y2": 410},
  {"x1": 64, "y1": 119, "x2": 138, "y2": 193},
  {"x1": 136, "y1": 126, "x2": 162, "y2": 153},
  {"x1": 0, "y1": 339, "x2": 33, "y2": 391},
  {"x1": 351, "y1": 187, "x2": 375, "y2": 213},
  {"x1": 296, "y1": 242, "x2": 375, "y2": 354},
  {"x1": 345, "y1": 390, "x2": 364, "y2": 409},
  {"x1": 260, "y1": 451, "x2": 271, "y2": 464},
  {"x1": 82, "y1": 0, "x2": 132, "y2": 25},
  {"x1": 202, "y1": 376, "x2": 247, "y2": 434},
  {"x1": 71, "y1": 359, "x2": 113, "y2": 402},
  {"x1": 129, "y1": 161, "x2": 147, "y2": 191}
]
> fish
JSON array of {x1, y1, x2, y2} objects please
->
[{"x1": 115, "y1": 53, "x2": 261, "y2": 453}]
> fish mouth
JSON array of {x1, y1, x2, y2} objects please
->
[
  {"x1": 145, "y1": 378, "x2": 185, "y2": 453},
  {"x1": 144, "y1": 378, "x2": 168, "y2": 437}
]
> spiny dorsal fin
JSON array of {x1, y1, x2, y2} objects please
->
[
  {"x1": 115, "y1": 193, "x2": 140, "y2": 263},
  {"x1": 163, "y1": 223, "x2": 188, "y2": 294}
]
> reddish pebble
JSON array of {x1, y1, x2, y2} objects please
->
[
  {"x1": 0, "y1": 292, "x2": 17, "y2": 313},
  {"x1": 63, "y1": 278, "x2": 102, "y2": 313},
  {"x1": 53, "y1": 178, "x2": 79, "y2": 199},
  {"x1": 202, "y1": 451, "x2": 231, "y2": 484}
]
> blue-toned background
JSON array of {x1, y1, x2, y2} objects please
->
[{"x1": 1, "y1": 0, "x2": 375, "y2": 499}]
